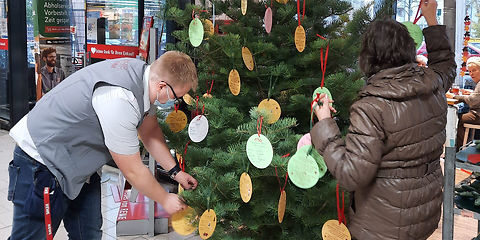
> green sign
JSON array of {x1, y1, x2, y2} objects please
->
[{"x1": 34, "y1": 0, "x2": 70, "y2": 38}]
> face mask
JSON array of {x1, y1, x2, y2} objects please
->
[{"x1": 154, "y1": 87, "x2": 176, "y2": 109}]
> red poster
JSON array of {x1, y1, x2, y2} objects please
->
[
  {"x1": 139, "y1": 17, "x2": 154, "y2": 60},
  {"x1": 87, "y1": 44, "x2": 139, "y2": 59},
  {"x1": 0, "y1": 38, "x2": 7, "y2": 50}
]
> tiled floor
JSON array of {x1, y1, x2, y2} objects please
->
[
  {"x1": 0, "y1": 129, "x2": 479, "y2": 239},
  {"x1": 0, "y1": 130, "x2": 197, "y2": 240}
]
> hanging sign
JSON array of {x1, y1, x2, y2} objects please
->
[
  {"x1": 295, "y1": 25, "x2": 306, "y2": 52},
  {"x1": 246, "y1": 134, "x2": 273, "y2": 169},
  {"x1": 166, "y1": 109, "x2": 188, "y2": 133},
  {"x1": 87, "y1": 44, "x2": 139, "y2": 59}
]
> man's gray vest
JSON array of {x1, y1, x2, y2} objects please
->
[{"x1": 28, "y1": 58, "x2": 147, "y2": 199}]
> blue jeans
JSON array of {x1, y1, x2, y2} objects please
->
[{"x1": 7, "y1": 146, "x2": 103, "y2": 240}]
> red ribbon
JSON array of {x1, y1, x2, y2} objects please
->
[
  {"x1": 275, "y1": 166, "x2": 289, "y2": 193},
  {"x1": 257, "y1": 116, "x2": 264, "y2": 137},
  {"x1": 181, "y1": 141, "x2": 190, "y2": 172},
  {"x1": 44, "y1": 187, "x2": 53, "y2": 240},
  {"x1": 207, "y1": 71, "x2": 215, "y2": 95},
  {"x1": 336, "y1": 183, "x2": 346, "y2": 225},
  {"x1": 320, "y1": 45, "x2": 329, "y2": 88},
  {"x1": 413, "y1": 0, "x2": 423, "y2": 24},
  {"x1": 174, "y1": 103, "x2": 179, "y2": 112},
  {"x1": 296, "y1": 0, "x2": 306, "y2": 26}
]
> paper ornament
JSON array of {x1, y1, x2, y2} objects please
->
[
  {"x1": 312, "y1": 86, "x2": 333, "y2": 107},
  {"x1": 264, "y1": 7, "x2": 273, "y2": 33},
  {"x1": 295, "y1": 25, "x2": 306, "y2": 52},
  {"x1": 199, "y1": 209, "x2": 217, "y2": 239},
  {"x1": 278, "y1": 190, "x2": 287, "y2": 223},
  {"x1": 189, "y1": 18, "x2": 204, "y2": 47},
  {"x1": 188, "y1": 115, "x2": 209, "y2": 142},
  {"x1": 166, "y1": 110, "x2": 187, "y2": 133},
  {"x1": 322, "y1": 219, "x2": 351, "y2": 240},
  {"x1": 242, "y1": 47, "x2": 255, "y2": 71},
  {"x1": 228, "y1": 69, "x2": 241, "y2": 96},
  {"x1": 171, "y1": 206, "x2": 197, "y2": 236},
  {"x1": 204, "y1": 19, "x2": 214, "y2": 36},
  {"x1": 183, "y1": 93, "x2": 193, "y2": 105},
  {"x1": 276, "y1": 0, "x2": 288, "y2": 4},
  {"x1": 288, "y1": 145, "x2": 327, "y2": 189},
  {"x1": 203, "y1": 93, "x2": 213, "y2": 98},
  {"x1": 246, "y1": 134, "x2": 273, "y2": 169},
  {"x1": 402, "y1": 22, "x2": 423, "y2": 49},
  {"x1": 258, "y1": 99, "x2": 281, "y2": 124},
  {"x1": 297, "y1": 133, "x2": 312, "y2": 150},
  {"x1": 240, "y1": 172, "x2": 253, "y2": 203},
  {"x1": 241, "y1": 0, "x2": 247, "y2": 15}
]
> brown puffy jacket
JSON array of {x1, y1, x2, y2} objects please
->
[{"x1": 311, "y1": 25, "x2": 456, "y2": 240}]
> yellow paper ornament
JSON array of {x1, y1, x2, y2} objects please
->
[
  {"x1": 294, "y1": 25, "x2": 306, "y2": 52},
  {"x1": 258, "y1": 99, "x2": 281, "y2": 124},
  {"x1": 166, "y1": 110, "x2": 188, "y2": 133},
  {"x1": 183, "y1": 93, "x2": 193, "y2": 105},
  {"x1": 199, "y1": 209, "x2": 217, "y2": 239},
  {"x1": 322, "y1": 219, "x2": 351, "y2": 240},
  {"x1": 278, "y1": 190, "x2": 286, "y2": 223},
  {"x1": 242, "y1": 47, "x2": 255, "y2": 71},
  {"x1": 239, "y1": 172, "x2": 253, "y2": 203},
  {"x1": 204, "y1": 19, "x2": 214, "y2": 36},
  {"x1": 228, "y1": 69, "x2": 241, "y2": 96},
  {"x1": 241, "y1": 0, "x2": 247, "y2": 15},
  {"x1": 171, "y1": 207, "x2": 197, "y2": 236}
]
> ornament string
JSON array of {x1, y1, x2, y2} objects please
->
[
  {"x1": 274, "y1": 161, "x2": 289, "y2": 193},
  {"x1": 181, "y1": 141, "x2": 191, "y2": 172},
  {"x1": 297, "y1": 0, "x2": 306, "y2": 26},
  {"x1": 412, "y1": 0, "x2": 423, "y2": 24},
  {"x1": 257, "y1": 116, "x2": 264, "y2": 137},
  {"x1": 206, "y1": 71, "x2": 215, "y2": 95},
  {"x1": 316, "y1": 34, "x2": 329, "y2": 88}
]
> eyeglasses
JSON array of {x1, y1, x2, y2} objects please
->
[{"x1": 163, "y1": 81, "x2": 181, "y2": 104}]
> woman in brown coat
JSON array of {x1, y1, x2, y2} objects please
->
[{"x1": 310, "y1": 0, "x2": 456, "y2": 239}]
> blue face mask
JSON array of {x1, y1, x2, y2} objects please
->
[{"x1": 154, "y1": 87, "x2": 176, "y2": 109}]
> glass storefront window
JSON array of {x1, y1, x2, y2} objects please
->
[
  {"x1": 396, "y1": 0, "x2": 444, "y2": 29},
  {"x1": 86, "y1": 0, "x2": 139, "y2": 46},
  {"x1": 145, "y1": 0, "x2": 166, "y2": 55},
  {"x1": 0, "y1": 0, "x2": 8, "y2": 120}
]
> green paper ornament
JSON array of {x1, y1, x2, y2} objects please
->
[
  {"x1": 189, "y1": 18, "x2": 204, "y2": 47},
  {"x1": 288, "y1": 145, "x2": 327, "y2": 189},
  {"x1": 312, "y1": 86, "x2": 333, "y2": 107},
  {"x1": 402, "y1": 22, "x2": 423, "y2": 49},
  {"x1": 246, "y1": 134, "x2": 273, "y2": 169}
]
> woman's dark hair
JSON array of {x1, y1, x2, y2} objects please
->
[{"x1": 359, "y1": 18, "x2": 417, "y2": 77}]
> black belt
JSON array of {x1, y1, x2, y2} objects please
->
[{"x1": 377, "y1": 160, "x2": 440, "y2": 178}]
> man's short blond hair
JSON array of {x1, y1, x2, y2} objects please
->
[
  {"x1": 150, "y1": 51, "x2": 198, "y2": 91},
  {"x1": 467, "y1": 57, "x2": 480, "y2": 70}
]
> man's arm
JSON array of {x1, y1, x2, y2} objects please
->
[
  {"x1": 109, "y1": 150, "x2": 185, "y2": 215},
  {"x1": 138, "y1": 114, "x2": 198, "y2": 189}
]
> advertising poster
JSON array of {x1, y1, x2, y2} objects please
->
[
  {"x1": 33, "y1": 0, "x2": 72, "y2": 100},
  {"x1": 139, "y1": 17, "x2": 153, "y2": 60}
]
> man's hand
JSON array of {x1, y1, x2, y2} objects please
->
[
  {"x1": 174, "y1": 171, "x2": 198, "y2": 190},
  {"x1": 162, "y1": 193, "x2": 187, "y2": 215},
  {"x1": 313, "y1": 93, "x2": 336, "y2": 121},
  {"x1": 421, "y1": 0, "x2": 438, "y2": 26}
]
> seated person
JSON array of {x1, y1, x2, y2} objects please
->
[{"x1": 455, "y1": 57, "x2": 480, "y2": 150}]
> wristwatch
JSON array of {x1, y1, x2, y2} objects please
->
[{"x1": 167, "y1": 165, "x2": 182, "y2": 180}]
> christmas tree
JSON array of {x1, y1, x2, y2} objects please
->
[{"x1": 157, "y1": 0, "x2": 376, "y2": 238}]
